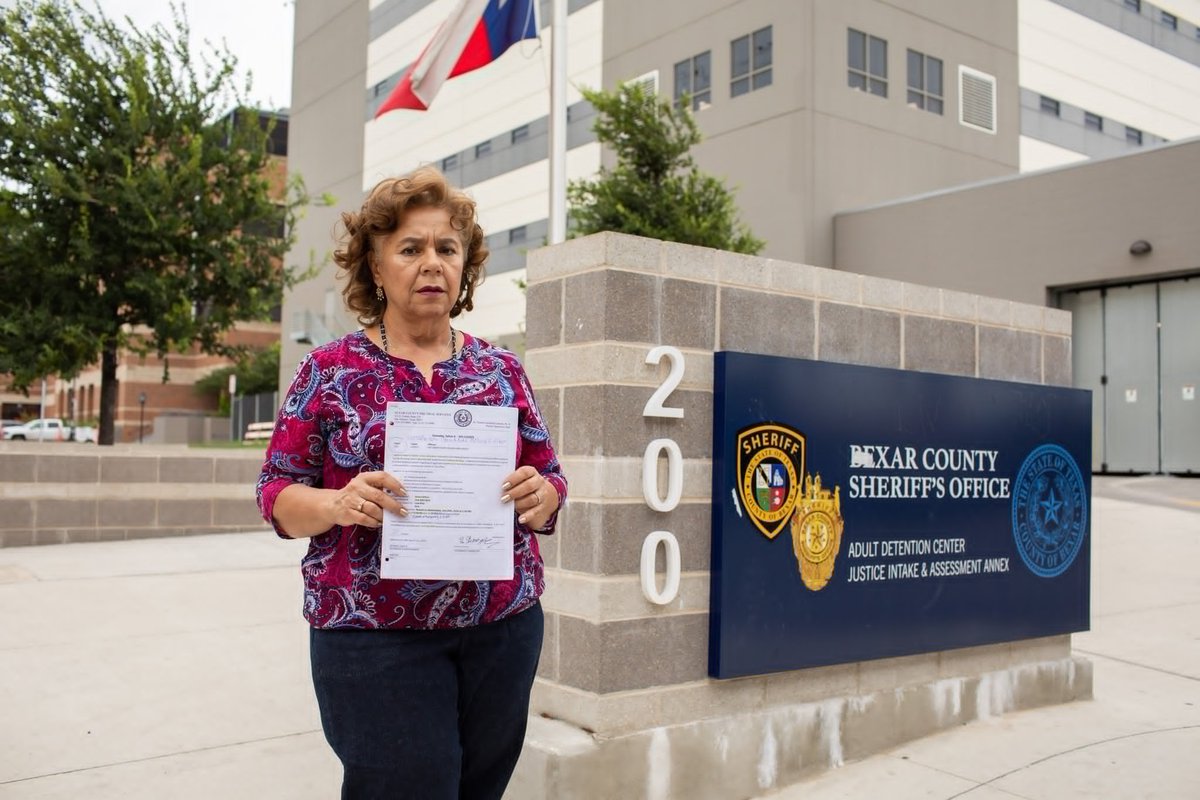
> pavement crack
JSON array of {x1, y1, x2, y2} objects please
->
[
  {"x1": 1075, "y1": 648, "x2": 1200, "y2": 682},
  {"x1": 0, "y1": 729, "x2": 323, "y2": 786},
  {"x1": 941, "y1": 725, "x2": 1200, "y2": 798},
  {"x1": 1091, "y1": 600, "x2": 1200, "y2": 620}
]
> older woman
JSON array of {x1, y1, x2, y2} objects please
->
[{"x1": 257, "y1": 166, "x2": 565, "y2": 799}]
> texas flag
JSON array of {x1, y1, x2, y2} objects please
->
[{"x1": 374, "y1": 0, "x2": 539, "y2": 117}]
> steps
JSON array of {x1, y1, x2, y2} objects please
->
[{"x1": 0, "y1": 443, "x2": 269, "y2": 547}]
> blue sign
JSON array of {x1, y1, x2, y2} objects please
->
[{"x1": 709, "y1": 353, "x2": 1092, "y2": 679}]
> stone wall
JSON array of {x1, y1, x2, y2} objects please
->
[
  {"x1": 510, "y1": 232, "x2": 1090, "y2": 798},
  {"x1": 0, "y1": 444, "x2": 267, "y2": 547}
]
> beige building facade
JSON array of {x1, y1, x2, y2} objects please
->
[
  {"x1": 600, "y1": 0, "x2": 1020, "y2": 267},
  {"x1": 284, "y1": 0, "x2": 1200, "y2": 471}
]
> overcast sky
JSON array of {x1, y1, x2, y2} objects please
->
[{"x1": 95, "y1": 0, "x2": 294, "y2": 111}]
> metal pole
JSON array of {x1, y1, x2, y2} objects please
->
[
  {"x1": 548, "y1": 0, "x2": 568, "y2": 245},
  {"x1": 38, "y1": 378, "x2": 46, "y2": 443},
  {"x1": 138, "y1": 392, "x2": 146, "y2": 444},
  {"x1": 229, "y1": 373, "x2": 239, "y2": 442}
]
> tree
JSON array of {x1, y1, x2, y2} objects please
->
[
  {"x1": 194, "y1": 342, "x2": 281, "y2": 415},
  {"x1": 0, "y1": 0, "x2": 309, "y2": 444},
  {"x1": 568, "y1": 82, "x2": 764, "y2": 254}
]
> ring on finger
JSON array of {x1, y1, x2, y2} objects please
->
[
  {"x1": 356, "y1": 497, "x2": 365, "y2": 512},
  {"x1": 534, "y1": 490, "x2": 541, "y2": 506}
]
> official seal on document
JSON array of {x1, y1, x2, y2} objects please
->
[{"x1": 1011, "y1": 443, "x2": 1088, "y2": 578}]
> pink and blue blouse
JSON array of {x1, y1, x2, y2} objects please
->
[{"x1": 257, "y1": 329, "x2": 566, "y2": 630}]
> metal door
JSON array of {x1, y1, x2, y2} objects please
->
[
  {"x1": 1060, "y1": 290, "x2": 1105, "y2": 472},
  {"x1": 1103, "y1": 283, "x2": 1159, "y2": 472},
  {"x1": 1160, "y1": 278, "x2": 1200, "y2": 473}
]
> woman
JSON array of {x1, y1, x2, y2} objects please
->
[{"x1": 257, "y1": 166, "x2": 565, "y2": 799}]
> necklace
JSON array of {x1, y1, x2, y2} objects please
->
[
  {"x1": 377, "y1": 320, "x2": 457, "y2": 392},
  {"x1": 378, "y1": 320, "x2": 456, "y2": 360}
]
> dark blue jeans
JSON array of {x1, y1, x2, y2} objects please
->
[{"x1": 310, "y1": 604, "x2": 543, "y2": 800}]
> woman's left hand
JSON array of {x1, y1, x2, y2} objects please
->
[{"x1": 501, "y1": 465, "x2": 559, "y2": 530}]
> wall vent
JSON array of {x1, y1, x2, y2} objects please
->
[
  {"x1": 959, "y1": 65, "x2": 997, "y2": 134},
  {"x1": 626, "y1": 70, "x2": 659, "y2": 95}
]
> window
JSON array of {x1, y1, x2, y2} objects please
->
[
  {"x1": 674, "y1": 50, "x2": 712, "y2": 110},
  {"x1": 511, "y1": 124, "x2": 530, "y2": 144},
  {"x1": 1084, "y1": 111, "x2": 1103, "y2": 132},
  {"x1": 906, "y1": 49, "x2": 943, "y2": 114},
  {"x1": 1039, "y1": 95, "x2": 1060, "y2": 116},
  {"x1": 731, "y1": 26, "x2": 772, "y2": 97},
  {"x1": 848, "y1": 29, "x2": 887, "y2": 97},
  {"x1": 475, "y1": 140, "x2": 491, "y2": 158},
  {"x1": 508, "y1": 226, "x2": 527, "y2": 245},
  {"x1": 1126, "y1": 125, "x2": 1143, "y2": 145},
  {"x1": 1123, "y1": 0, "x2": 1140, "y2": 12},
  {"x1": 1161, "y1": 11, "x2": 1177, "y2": 30},
  {"x1": 442, "y1": 153, "x2": 458, "y2": 171}
]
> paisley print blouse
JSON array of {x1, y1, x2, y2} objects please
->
[{"x1": 257, "y1": 329, "x2": 566, "y2": 630}]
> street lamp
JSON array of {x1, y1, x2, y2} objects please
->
[{"x1": 138, "y1": 392, "x2": 147, "y2": 444}]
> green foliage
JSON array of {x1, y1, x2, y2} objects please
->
[
  {"x1": 0, "y1": 0, "x2": 311, "y2": 442},
  {"x1": 194, "y1": 341, "x2": 280, "y2": 400},
  {"x1": 567, "y1": 83, "x2": 764, "y2": 254}
]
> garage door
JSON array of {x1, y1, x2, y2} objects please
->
[{"x1": 1060, "y1": 276, "x2": 1200, "y2": 474}]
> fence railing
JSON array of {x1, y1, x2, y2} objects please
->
[{"x1": 231, "y1": 391, "x2": 279, "y2": 442}]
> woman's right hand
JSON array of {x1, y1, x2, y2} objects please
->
[{"x1": 331, "y1": 470, "x2": 408, "y2": 528}]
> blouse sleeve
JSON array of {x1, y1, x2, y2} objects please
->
[
  {"x1": 256, "y1": 353, "x2": 326, "y2": 538},
  {"x1": 512, "y1": 361, "x2": 567, "y2": 535}
]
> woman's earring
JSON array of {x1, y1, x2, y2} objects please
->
[{"x1": 375, "y1": 286, "x2": 385, "y2": 302}]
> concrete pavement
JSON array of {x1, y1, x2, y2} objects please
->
[
  {"x1": 0, "y1": 476, "x2": 1196, "y2": 798},
  {"x1": 0, "y1": 530, "x2": 339, "y2": 798}
]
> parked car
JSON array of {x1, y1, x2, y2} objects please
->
[{"x1": 2, "y1": 418, "x2": 97, "y2": 443}]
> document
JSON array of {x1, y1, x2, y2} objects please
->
[{"x1": 380, "y1": 402, "x2": 518, "y2": 580}]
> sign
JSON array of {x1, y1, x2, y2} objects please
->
[{"x1": 709, "y1": 353, "x2": 1092, "y2": 679}]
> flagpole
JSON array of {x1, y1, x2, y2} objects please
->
[{"x1": 548, "y1": 0, "x2": 567, "y2": 244}]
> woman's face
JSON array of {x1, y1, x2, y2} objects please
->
[{"x1": 371, "y1": 205, "x2": 465, "y2": 326}]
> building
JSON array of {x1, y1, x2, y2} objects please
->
[
  {"x1": 1018, "y1": 0, "x2": 1200, "y2": 170},
  {"x1": 836, "y1": 139, "x2": 1200, "y2": 473},
  {"x1": 284, "y1": 0, "x2": 1200, "y2": 470}
]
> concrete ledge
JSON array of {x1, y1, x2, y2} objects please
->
[
  {"x1": 530, "y1": 635, "x2": 1077, "y2": 736},
  {"x1": 0, "y1": 444, "x2": 265, "y2": 547},
  {"x1": 513, "y1": 655, "x2": 1092, "y2": 799}
]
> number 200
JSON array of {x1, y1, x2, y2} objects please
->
[{"x1": 640, "y1": 346, "x2": 685, "y2": 605}]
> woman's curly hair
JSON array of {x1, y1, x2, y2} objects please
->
[{"x1": 334, "y1": 165, "x2": 488, "y2": 325}]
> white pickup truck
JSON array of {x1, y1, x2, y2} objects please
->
[{"x1": 2, "y1": 418, "x2": 97, "y2": 443}]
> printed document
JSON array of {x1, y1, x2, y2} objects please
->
[{"x1": 381, "y1": 402, "x2": 517, "y2": 580}]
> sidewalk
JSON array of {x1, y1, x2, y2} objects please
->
[
  {"x1": 0, "y1": 531, "x2": 338, "y2": 797},
  {"x1": 0, "y1": 477, "x2": 1196, "y2": 798}
]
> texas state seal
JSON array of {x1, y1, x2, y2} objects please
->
[{"x1": 1011, "y1": 443, "x2": 1088, "y2": 578}]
